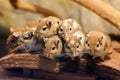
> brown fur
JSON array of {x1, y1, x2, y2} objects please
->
[
  {"x1": 64, "y1": 30, "x2": 85, "y2": 59},
  {"x1": 36, "y1": 16, "x2": 61, "y2": 39},
  {"x1": 85, "y1": 29, "x2": 112, "y2": 60},
  {"x1": 58, "y1": 18, "x2": 83, "y2": 41},
  {"x1": 7, "y1": 21, "x2": 42, "y2": 53},
  {"x1": 43, "y1": 35, "x2": 63, "y2": 60}
]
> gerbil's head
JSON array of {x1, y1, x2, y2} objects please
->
[
  {"x1": 58, "y1": 21, "x2": 72, "y2": 41},
  {"x1": 36, "y1": 16, "x2": 61, "y2": 39},
  {"x1": 6, "y1": 27, "x2": 24, "y2": 50},
  {"x1": 6, "y1": 34, "x2": 19, "y2": 50},
  {"x1": 58, "y1": 19, "x2": 82, "y2": 41},
  {"x1": 43, "y1": 35, "x2": 62, "y2": 59},
  {"x1": 85, "y1": 31, "x2": 104, "y2": 56},
  {"x1": 65, "y1": 34, "x2": 85, "y2": 57},
  {"x1": 18, "y1": 26, "x2": 37, "y2": 45}
]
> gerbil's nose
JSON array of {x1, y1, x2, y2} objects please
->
[
  {"x1": 65, "y1": 34, "x2": 70, "y2": 41},
  {"x1": 91, "y1": 49, "x2": 94, "y2": 52},
  {"x1": 46, "y1": 54, "x2": 50, "y2": 58},
  {"x1": 72, "y1": 50, "x2": 78, "y2": 57},
  {"x1": 91, "y1": 49, "x2": 97, "y2": 54}
]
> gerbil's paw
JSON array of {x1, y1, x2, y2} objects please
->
[
  {"x1": 108, "y1": 48, "x2": 113, "y2": 54},
  {"x1": 100, "y1": 56, "x2": 105, "y2": 61},
  {"x1": 71, "y1": 57, "x2": 75, "y2": 61}
]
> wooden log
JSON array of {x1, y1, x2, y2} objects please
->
[
  {"x1": 83, "y1": 48, "x2": 120, "y2": 79},
  {"x1": 9, "y1": 0, "x2": 60, "y2": 18},
  {"x1": 0, "y1": 53, "x2": 60, "y2": 73},
  {"x1": 96, "y1": 49, "x2": 120, "y2": 79},
  {"x1": 73, "y1": 0, "x2": 120, "y2": 30},
  {"x1": 0, "y1": 41, "x2": 120, "y2": 79},
  {"x1": 33, "y1": 70, "x2": 96, "y2": 80}
]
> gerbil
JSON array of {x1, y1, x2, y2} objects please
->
[
  {"x1": 6, "y1": 26, "x2": 26, "y2": 52},
  {"x1": 85, "y1": 29, "x2": 112, "y2": 60},
  {"x1": 43, "y1": 35, "x2": 63, "y2": 60},
  {"x1": 6, "y1": 34, "x2": 19, "y2": 51},
  {"x1": 36, "y1": 16, "x2": 61, "y2": 39},
  {"x1": 7, "y1": 21, "x2": 43, "y2": 53},
  {"x1": 64, "y1": 30, "x2": 86, "y2": 59},
  {"x1": 18, "y1": 26, "x2": 44, "y2": 52},
  {"x1": 58, "y1": 18, "x2": 83, "y2": 41}
]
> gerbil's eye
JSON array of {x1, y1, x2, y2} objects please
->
[
  {"x1": 88, "y1": 43, "x2": 90, "y2": 47},
  {"x1": 57, "y1": 21, "x2": 60, "y2": 24},
  {"x1": 52, "y1": 46, "x2": 56, "y2": 50},
  {"x1": 60, "y1": 28, "x2": 63, "y2": 32},
  {"x1": 80, "y1": 37, "x2": 82, "y2": 40},
  {"x1": 86, "y1": 42, "x2": 90, "y2": 47},
  {"x1": 86, "y1": 41, "x2": 90, "y2": 47},
  {"x1": 30, "y1": 32, "x2": 34, "y2": 37},
  {"x1": 69, "y1": 28, "x2": 72, "y2": 31},
  {"x1": 42, "y1": 27, "x2": 47, "y2": 31},
  {"x1": 67, "y1": 46, "x2": 70, "y2": 49},
  {"x1": 11, "y1": 39, "x2": 16, "y2": 43},
  {"x1": 101, "y1": 36, "x2": 103, "y2": 39},
  {"x1": 76, "y1": 45, "x2": 79, "y2": 48},
  {"x1": 24, "y1": 36, "x2": 29, "y2": 40},
  {"x1": 96, "y1": 44, "x2": 100, "y2": 47},
  {"x1": 24, "y1": 33, "x2": 33, "y2": 40}
]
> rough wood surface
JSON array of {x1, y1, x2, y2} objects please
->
[
  {"x1": 33, "y1": 70, "x2": 96, "y2": 80},
  {"x1": 73, "y1": 0, "x2": 120, "y2": 30},
  {"x1": 84, "y1": 41, "x2": 120, "y2": 79},
  {"x1": 0, "y1": 41, "x2": 120, "y2": 80},
  {"x1": 84, "y1": 53, "x2": 120, "y2": 80},
  {"x1": 0, "y1": 53, "x2": 60, "y2": 73}
]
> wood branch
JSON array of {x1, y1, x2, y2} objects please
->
[
  {"x1": 9, "y1": 0, "x2": 60, "y2": 18},
  {"x1": 0, "y1": 53, "x2": 60, "y2": 73},
  {"x1": 73, "y1": 0, "x2": 120, "y2": 30}
]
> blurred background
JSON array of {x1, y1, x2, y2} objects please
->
[{"x1": 0, "y1": 0, "x2": 120, "y2": 57}]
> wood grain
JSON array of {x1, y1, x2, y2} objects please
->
[{"x1": 0, "y1": 53, "x2": 60, "y2": 73}]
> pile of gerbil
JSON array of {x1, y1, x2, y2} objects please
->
[{"x1": 6, "y1": 16, "x2": 112, "y2": 61}]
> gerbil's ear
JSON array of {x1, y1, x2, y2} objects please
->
[
  {"x1": 57, "y1": 21, "x2": 61, "y2": 25},
  {"x1": 54, "y1": 40, "x2": 59, "y2": 46},
  {"x1": 43, "y1": 37, "x2": 48, "y2": 43},
  {"x1": 46, "y1": 21, "x2": 52, "y2": 27},
  {"x1": 10, "y1": 27, "x2": 15, "y2": 33},
  {"x1": 99, "y1": 36, "x2": 103, "y2": 41},
  {"x1": 101, "y1": 36, "x2": 103, "y2": 39},
  {"x1": 85, "y1": 34, "x2": 88, "y2": 39},
  {"x1": 13, "y1": 32, "x2": 22, "y2": 37},
  {"x1": 85, "y1": 34, "x2": 89, "y2": 42},
  {"x1": 37, "y1": 17, "x2": 42, "y2": 22},
  {"x1": 99, "y1": 36, "x2": 103, "y2": 45},
  {"x1": 31, "y1": 27, "x2": 37, "y2": 32}
]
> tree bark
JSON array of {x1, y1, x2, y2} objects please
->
[{"x1": 0, "y1": 53, "x2": 60, "y2": 73}]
